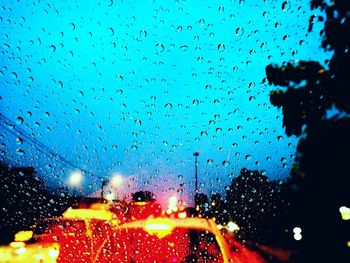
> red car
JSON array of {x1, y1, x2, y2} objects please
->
[{"x1": 95, "y1": 217, "x2": 266, "y2": 263}]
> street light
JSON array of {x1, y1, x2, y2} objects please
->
[
  {"x1": 101, "y1": 174, "x2": 123, "y2": 200},
  {"x1": 68, "y1": 171, "x2": 83, "y2": 197}
]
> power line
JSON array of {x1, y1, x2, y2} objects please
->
[{"x1": 0, "y1": 113, "x2": 99, "y2": 180}]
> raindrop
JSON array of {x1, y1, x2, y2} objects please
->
[
  {"x1": 192, "y1": 99, "x2": 199, "y2": 105},
  {"x1": 131, "y1": 145, "x2": 138, "y2": 151},
  {"x1": 200, "y1": 131, "x2": 208, "y2": 136},
  {"x1": 49, "y1": 45, "x2": 56, "y2": 52},
  {"x1": 218, "y1": 44, "x2": 225, "y2": 52},
  {"x1": 179, "y1": 45, "x2": 188, "y2": 51},
  {"x1": 207, "y1": 159, "x2": 214, "y2": 165},
  {"x1": 222, "y1": 160, "x2": 230, "y2": 166},
  {"x1": 176, "y1": 26, "x2": 183, "y2": 32},
  {"x1": 277, "y1": 136, "x2": 283, "y2": 141},
  {"x1": 109, "y1": 27, "x2": 115, "y2": 36},
  {"x1": 16, "y1": 149, "x2": 25, "y2": 156},
  {"x1": 15, "y1": 138, "x2": 23, "y2": 145},
  {"x1": 282, "y1": 1, "x2": 291, "y2": 12},
  {"x1": 155, "y1": 43, "x2": 164, "y2": 52},
  {"x1": 15, "y1": 116, "x2": 24, "y2": 125},
  {"x1": 11, "y1": 72, "x2": 17, "y2": 79},
  {"x1": 134, "y1": 119, "x2": 142, "y2": 126},
  {"x1": 235, "y1": 27, "x2": 244, "y2": 36},
  {"x1": 164, "y1": 103, "x2": 172, "y2": 109},
  {"x1": 140, "y1": 29, "x2": 147, "y2": 38}
]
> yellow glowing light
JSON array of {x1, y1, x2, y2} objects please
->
[
  {"x1": 347, "y1": 241, "x2": 350, "y2": 247},
  {"x1": 216, "y1": 224, "x2": 223, "y2": 230},
  {"x1": 35, "y1": 253, "x2": 44, "y2": 260},
  {"x1": 178, "y1": 211, "x2": 187, "y2": 219},
  {"x1": 111, "y1": 174, "x2": 123, "y2": 187},
  {"x1": 63, "y1": 208, "x2": 114, "y2": 220},
  {"x1": 14, "y1": 230, "x2": 33, "y2": 242},
  {"x1": 9, "y1": 242, "x2": 25, "y2": 248},
  {"x1": 144, "y1": 218, "x2": 175, "y2": 238},
  {"x1": 69, "y1": 171, "x2": 83, "y2": 186},
  {"x1": 134, "y1": 202, "x2": 147, "y2": 206},
  {"x1": 339, "y1": 206, "x2": 350, "y2": 220},
  {"x1": 226, "y1": 221, "x2": 240, "y2": 232}
]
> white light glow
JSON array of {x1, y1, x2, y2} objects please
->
[
  {"x1": 294, "y1": 233, "x2": 302, "y2": 241},
  {"x1": 68, "y1": 171, "x2": 83, "y2": 186},
  {"x1": 227, "y1": 221, "x2": 240, "y2": 232},
  {"x1": 293, "y1": 227, "x2": 302, "y2": 234},
  {"x1": 111, "y1": 174, "x2": 123, "y2": 187},
  {"x1": 168, "y1": 195, "x2": 178, "y2": 212}
]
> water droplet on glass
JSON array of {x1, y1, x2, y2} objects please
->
[
  {"x1": 282, "y1": 1, "x2": 291, "y2": 12},
  {"x1": 218, "y1": 44, "x2": 225, "y2": 52},
  {"x1": 131, "y1": 145, "x2": 138, "y2": 151},
  {"x1": 140, "y1": 29, "x2": 147, "y2": 38},
  {"x1": 15, "y1": 116, "x2": 24, "y2": 125},
  {"x1": 16, "y1": 148, "x2": 25, "y2": 156},
  {"x1": 235, "y1": 27, "x2": 244, "y2": 37},
  {"x1": 222, "y1": 160, "x2": 230, "y2": 166},
  {"x1": 11, "y1": 72, "x2": 17, "y2": 79},
  {"x1": 134, "y1": 119, "x2": 142, "y2": 126},
  {"x1": 155, "y1": 43, "x2": 164, "y2": 52},
  {"x1": 49, "y1": 45, "x2": 56, "y2": 52},
  {"x1": 179, "y1": 45, "x2": 188, "y2": 51},
  {"x1": 164, "y1": 103, "x2": 172, "y2": 109},
  {"x1": 207, "y1": 159, "x2": 213, "y2": 165},
  {"x1": 16, "y1": 138, "x2": 23, "y2": 145}
]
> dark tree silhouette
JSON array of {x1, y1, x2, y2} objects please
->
[
  {"x1": 131, "y1": 191, "x2": 156, "y2": 202},
  {"x1": 0, "y1": 162, "x2": 77, "y2": 244},
  {"x1": 225, "y1": 168, "x2": 281, "y2": 243},
  {"x1": 195, "y1": 193, "x2": 210, "y2": 218},
  {"x1": 266, "y1": 1, "x2": 350, "y2": 261},
  {"x1": 0, "y1": 162, "x2": 51, "y2": 244}
]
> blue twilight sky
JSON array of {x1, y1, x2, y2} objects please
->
[{"x1": 0, "y1": 0, "x2": 330, "y2": 205}]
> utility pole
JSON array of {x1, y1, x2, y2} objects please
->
[
  {"x1": 101, "y1": 179, "x2": 108, "y2": 200},
  {"x1": 193, "y1": 152, "x2": 199, "y2": 192},
  {"x1": 193, "y1": 152, "x2": 200, "y2": 209}
]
